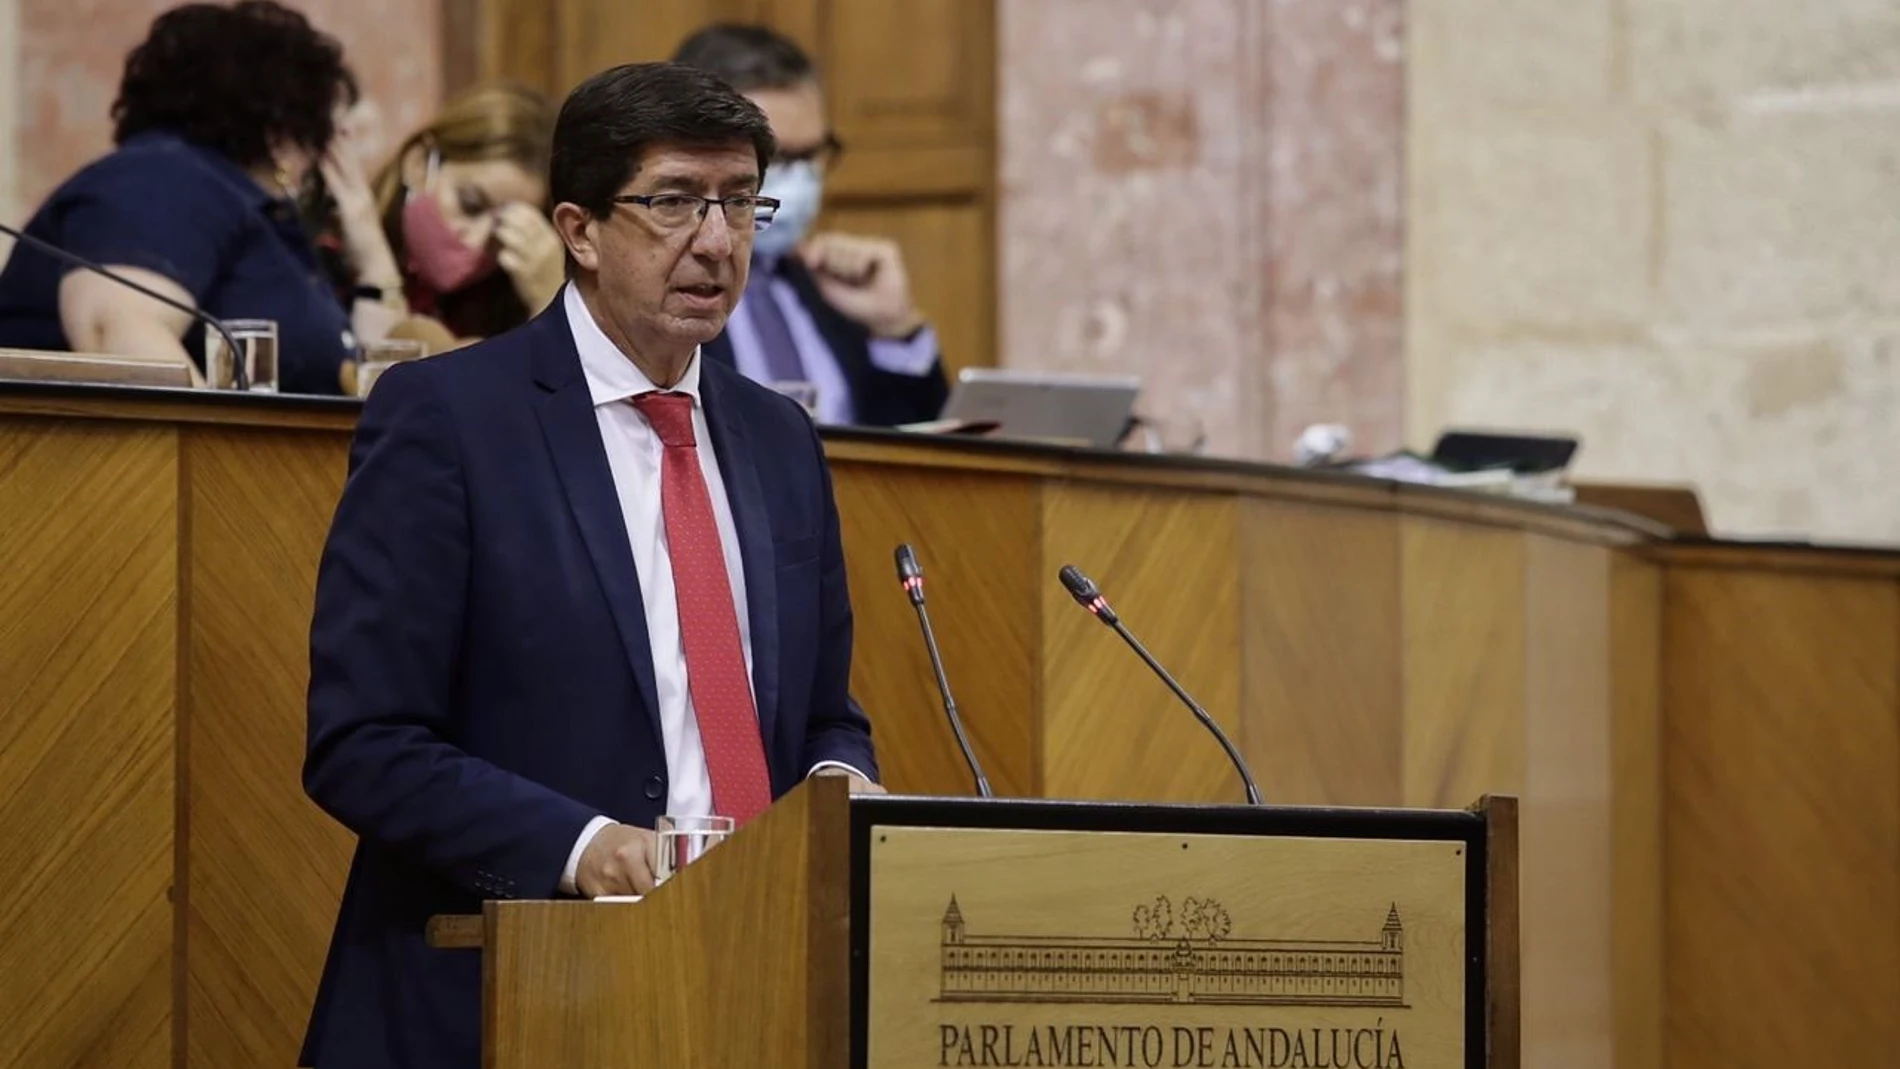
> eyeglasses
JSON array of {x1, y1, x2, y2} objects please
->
[{"x1": 612, "y1": 193, "x2": 781, "y2": 232}]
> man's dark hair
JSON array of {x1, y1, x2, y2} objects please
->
[
  {"x1": 112, "y1": 0, "x2": 349, "y2": 170},
  {"x1": 670, "y1": 23, "x2": 817, "y2": 93},
  {"x1": 549, "y1": 62, "x2": 777, "y2": 216}
]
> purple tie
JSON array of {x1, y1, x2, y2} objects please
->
[{"x1": 743, "y1": 264, "x2": 807, "y2": 383}]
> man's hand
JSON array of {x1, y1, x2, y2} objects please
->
[
  {"x1": 798, "y1": 233, "x2": 925, "y2": 339},
  {"x1": 812, "y1": 765, "x2": 888, "y2": 796},
  {"x1": 574, "y1": 823, "x2": 660, "y2": 897}
]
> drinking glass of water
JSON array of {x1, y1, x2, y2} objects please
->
[
  {"x1": 204, "y1": 318, "x2": 279, "y2": 392},
  {"x1": 354, "y1": 338, "x2": 429, "y2": 398},
  {"x1": 653, "y1": 814, "x2": 734, "y2": 885}
]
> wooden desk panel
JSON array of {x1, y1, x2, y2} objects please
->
[
  {"x1": 1400, "y1": 518, "x2": 1529, "y2": 811},
  {"x1": 830, "y1": 460, "x2": 1040, "y2": 798},
  {"x1": 1609, "y1": 556, "x2": 1664, "y2": 1069},
  {"x1": 1038, "y1": 483, "x2": 1243, "y2": 804},
  {"x1": 4, "y1": 382, "x2": 1896, "y2": 1069},
  {"x1": 0, "y1": 419, "x2": 176, "y2": 1069},
  {"x1": 182, "y1": 428, "x2": 355, "y2": 1069},
  {"x1": 1239, "y1": 500, "x2": 1404, "y2": 808},
  {"x1": 1522, "y1": 537, "x2": 1616, "y2": 1067},
  {"x1": 1662, "y1": 564, "x2": 1900, "y2": 1069}
]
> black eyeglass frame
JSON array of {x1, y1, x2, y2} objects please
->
[{"x1": 610, "y1": 193, "x2": 783, "y2": 231}]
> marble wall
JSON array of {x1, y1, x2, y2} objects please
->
[
  {"x1": 0, "y1": 0, "x2": 18, "y2": 228},
  {"x1": 998, "y1": 0, "x2": 1405, "y2": 461},
  {"x1": 1408, "y1": 0, "x2": 1900, "y2": 542},
  {"x1": 0, "y1": 0, "x2": 439, "y2": 225}
]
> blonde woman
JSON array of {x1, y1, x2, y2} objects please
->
[{"x1": 319, "y1": 83, "x2": 561, "y2": 347}]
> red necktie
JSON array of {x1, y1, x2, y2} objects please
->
[{"x1": 629, "y1": 391, "x2": 773, "y2": 823}]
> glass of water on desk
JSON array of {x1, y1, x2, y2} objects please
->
[
  {"x1": 653, "y1": 814, "x2": 734, "y2": 886},
  {"x1": 204, "y1": 318, "x2": 279, "y2": 392},
  {"x1": 354, "y1": 338, "x2": 429, "y2": 398}
]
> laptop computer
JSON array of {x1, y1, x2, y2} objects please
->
[{"x1": 931, "y1": 367, "x2": 1142, "y2": 449}]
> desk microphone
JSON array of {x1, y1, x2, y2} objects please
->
[
  {"x1": 1057, "y1": 564, "x2": 1264, "y2": 806},
  {"x1": 894, "y1": 544, "x2": 992, "y2": 797},
  {"x1": 0, "y1": 220, "x2": 249, "y2": 389}
]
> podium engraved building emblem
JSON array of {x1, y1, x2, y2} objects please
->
[{"x1": 937, "y1": 896, "x2": 1406, "y2": 1007}]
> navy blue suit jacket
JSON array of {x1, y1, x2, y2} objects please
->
[{"x1": 298, "y1": 303, "x2": 876, "y2": 1069}]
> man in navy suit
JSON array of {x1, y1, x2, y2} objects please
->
[
  {"x1": 671, "y1": 23, "x2": 949, "y2": 428},
  {"x1": 298, "y1": 61, "x2": 880, "y2": 1069}
]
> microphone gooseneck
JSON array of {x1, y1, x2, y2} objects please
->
[
  {"x1": 893, "y1": 544, "x2": 993, "y2": 798},
  {"x1": 0, "y1": 220, "x2": 250, "y2": 389},
  {"x1": 1057, "y1": 563, "x2": 1264, "y2": 806}
]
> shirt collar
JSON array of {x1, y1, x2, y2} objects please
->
[{"x1": 563, "y1": 283, "x2": 703, "y2": 408}]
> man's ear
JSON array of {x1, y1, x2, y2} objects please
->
[{"x1": 552, "y1": 202, "x2": 600, "y2": 273}]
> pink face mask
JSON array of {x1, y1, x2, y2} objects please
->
[{"x1": 400, "y1": 171, "x2": 500, "y2": 294}]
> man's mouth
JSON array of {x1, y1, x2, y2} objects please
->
[{"x1": 677, "y1": 283, "x2": 724, "y2": 299}]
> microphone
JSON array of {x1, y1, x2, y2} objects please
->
[
  {"x1": 894, "y1": 544, "x2": 992, "y2": 798},
  {"x1": 1057, "y1": 564, "x2": 1264, "y2": 806},
  {"x1": 0, "y1": 220, "x2": 250, "y2": 389}
]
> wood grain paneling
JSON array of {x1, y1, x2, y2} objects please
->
[
  {"x1": 455, "y1": 0, "x2": 999, "y2": 378},
  {"x1": 1238, "y1": 500, "x2": 1402, "y2": 806},
  {"x1": 1482, "y1": 795, "x2": 1523, "y2": 1069},
  {"x1": 1040, "y1": 484, "x2": 1241, "y2": 803},
  {"x1": 486, "y1": 777, "x2": 851, "y2": 1069},
  {"x1": 558, "y1": 0, "x2": 773, "y2": 87},
  {"x1": 1400, "y1": 520, "x2": 1526, "y2": 809},
  {"x1": 1522, "y1": 538, "x2": 1613, "y2": 1069},
  {"x1": 1663, "y1": 567, "x2": 1900, "y2": 1069},
  {"x1": 816, "y1": 0, "x2": 994, "y2": 374},
  {"x1": 1609, "y1": 556, "x2": 1662, "y2": 1069},
  {"x1": 183, "y1": 428, "x2": 356, "y2": 1068},
  {"x1": 820, "y1": 0, "x2": 993, "y2": 148},
  {"x1": 0, "y1": 421, "x2": 175, "y2": 1069},
  {"x1": 830, "y1": 461, "x2": 1038, "y2": 797}
]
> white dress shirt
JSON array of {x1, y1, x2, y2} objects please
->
[
  {"x1": 722, "y1": 255, "x2": 939, "y2": 426},
  {"x1": 557, "y1": 285, "x2": 866, "y2": 894}
]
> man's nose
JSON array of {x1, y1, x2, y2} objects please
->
[{"x1": 690, "y1": 204, "x2": 736, "y2": 258}]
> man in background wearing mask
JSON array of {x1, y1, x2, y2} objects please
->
[{"x1": 671, "y1": 23, "x2": 949, "y2": 428}]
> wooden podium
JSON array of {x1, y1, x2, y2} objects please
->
[{"x1": 433, "y1": 778, "x2": 1519, "y2": 1069}]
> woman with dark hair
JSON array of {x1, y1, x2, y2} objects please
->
[{"x1": 0, "y1": 0, "x2": 369, "y2": 394}]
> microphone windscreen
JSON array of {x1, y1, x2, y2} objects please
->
[
  {"x1": 1058, "y1": 565, "x2": 1097, "y2": 603},
  {"x1": 895, "y1": 543, "x2": 922, "y2": 582}
]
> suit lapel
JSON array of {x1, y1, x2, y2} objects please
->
[
  {"x1": 529, "y1": 314, "x2": 665, "y2": 747},
  {"x1": 699, "y1": 364, "x2": 782, "y2": 755}
]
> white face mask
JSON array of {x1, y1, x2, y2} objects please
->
[{"x1": 753, "y1": 159, "x2": 823, "y2": 260}]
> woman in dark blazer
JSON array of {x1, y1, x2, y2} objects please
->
[{"x1": 0, "y1": 1, "x2": 369, "y2": 395}]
